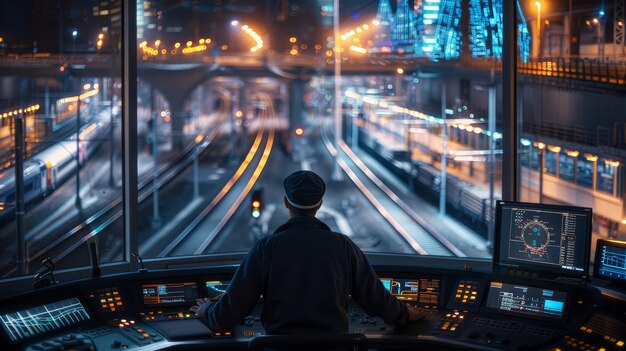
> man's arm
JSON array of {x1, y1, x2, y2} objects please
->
[
  {"x1": 196, "y1": 241, "x2": 265, "y2": 332},
  {"x1": 347, "y1": 241, "x2": 409, "y2": 325}
]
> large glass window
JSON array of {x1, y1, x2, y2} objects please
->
[
  {"x1": 0, "y1": 0, "x2": 122, "y2": 278},
  {"x1": 127, "y1": 0, "x2": 499, "y2": 261},
  {"x1": 6, "y1": 0, "x2": 599, "y2": 281},
  {"x1": 517, "y1": 0, "x2": 626, "y2": 241}
]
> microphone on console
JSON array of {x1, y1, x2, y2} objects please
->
[
  {"x1": 88, "y1": 239, "x2": 101, "y2": 278},
  {"x1": 132, "y1": 252, "x2": 147, "y2": 272}
]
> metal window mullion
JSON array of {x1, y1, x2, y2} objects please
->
[
  {"x1": 502, "y1": 0, "x2": 518, "y2": 201},
  {"x1": 122, "y1": 0, "x2": 138, "y2": 269}
]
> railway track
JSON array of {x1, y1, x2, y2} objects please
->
[
  {"x1": 158, "y1": 96, "x2": 276, "y2": 257},
  {"x1": 320, "y1": 120, "x2": 463, "y2": 257},
  {"x1": 1, "y1": 112, "x2": 230, "y2": 277}
]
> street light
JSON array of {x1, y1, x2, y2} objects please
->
[
  {"x1": 97, "y1": 33, "x2": 104, "y2": 51},
  {"x1": 72, "y1": 30, "x2": 78, "y2": 52},
  {"x1": 535, "y1": 1, "x2": 541, "y2": 59}
]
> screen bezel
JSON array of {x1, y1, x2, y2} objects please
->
[
  {"x1": 493, "y1": 201, "x2": 592, "y2": 279},
  {"x1": 593, "y1": 239, "x2": 626, "y2": 286},
  {"x1": 141, "y1": 281, "x2": 199, "y2": 307},
  {"x1": 482, "y1": 280, "x2": 570, "y2": 323}
]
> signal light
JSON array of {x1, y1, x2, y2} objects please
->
[
  {"x1": 251, "y1": 190, "x2": 263, "y2": 218},
  {"x1": 295, "y1": 128, "x2": 304, "y2": 136}
]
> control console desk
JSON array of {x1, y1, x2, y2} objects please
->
[{"x1": 1, "y1": 265, "x2": 625, "y2": 351}]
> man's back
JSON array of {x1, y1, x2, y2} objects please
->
[{"x1": 261, "y1": 217, "x2": 353, "y2": 334}]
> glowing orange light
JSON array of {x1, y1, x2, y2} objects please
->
[
  {"x1": 164, "y1": 116, "x2": 171, "y2": 123},
  {"x1": 295, "y1": 128, "x2": 304, "y2": 136},
  {"x1": 252, "y1": 200, "x2": 261, "y2": 208}
]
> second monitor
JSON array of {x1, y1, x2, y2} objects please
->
[{"x1": 494, "y1": 201, "x2": 592, "y2": 279}]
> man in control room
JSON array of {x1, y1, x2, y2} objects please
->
[{"x1": 191, "y1": 170, "x2": 424, "y2": 335}]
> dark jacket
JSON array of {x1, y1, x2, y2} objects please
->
[{"x1": 199, "y1": 216, "x2": 408, "y2": 334}]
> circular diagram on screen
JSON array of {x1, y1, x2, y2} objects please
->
[{"x1": 521, "y1": 220, "x2": 550, "y2": 257}]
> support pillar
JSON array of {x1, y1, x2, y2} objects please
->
[{"x1": 288, "y1": 79, "x2": 305, "y2": 132}]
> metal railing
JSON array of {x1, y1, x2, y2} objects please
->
[
  {"x1": 523, "y1": 120, "x2": 626, "y2": 150},
  {"x1": 518, "y1": 57, "x2": 626, "y2": 85}
]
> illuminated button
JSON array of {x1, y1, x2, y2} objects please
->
[
  {"x1": 599, "y1": 348, "x2": 606, "y2": 351},
  {"x1": 117, "y1": 302, "x2": 123, "y2": 306},
  {"x1": 225, "y1": 332, "x2": 231, "y2": 336},
  {"x1": 178, "y1": 313, "x2": 184, "y2": 318},
  {"x1": 106, "y1": 292, "x2": 111, "y2": 296},
  {"x1": 119, "y1": 323, "x2": 125, "y2": 328},
  {"x1": 611, "y1": 338, "x2": 617, "y2": 343},
  {"x1": 617, "y1": 341, "x2": 624, "y2": 347},
  {"x1": 142, "y1": 333, "x2": 150, "y2": 338},
  {"x1": 137, "y1": 329, "x2": 144, "y2": 333},
  {"x1": 113, "y1": 291, "x2": 119, "y2": 295},
  {"x1": 580, "y1": 326, "x2": 587, "y2": 331},
  {"x1": 605, "y1": 336, "x2": 611, "y2": 341},
  {"x1": 245, "y1": 330, "x2": 254, "y2": 337},
  {"x1": 111, "y1": 308, "x2": 116, "y2": 312},
  {"x1": 130, "y1": 320, "x2": 135, "y2": 324}
]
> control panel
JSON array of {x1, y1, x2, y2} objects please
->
[{"x1": 0, "y1": 266, "x2": 625, "y2": 351}]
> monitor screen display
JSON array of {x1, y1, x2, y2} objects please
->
[
  {"x1": 594, "y1": 239, "x2": 626, "y2": 282},
  {"x1": 0, "y1": 298, "x2": 90, "y2": 342},
  {"x1": 485, "y1": 282, "x2": 567, "y2": 320},
  {"x1": 205, "y1": 281, "x2": 230, "y2": 301},
  {"x1": 142, "y1": 282, "x2": 198, "y2": 306},
  {"x1": 379, "y1": 277, "x2": 441, "y2": 308},
  {"x1": 380, "y1": 278, "x2": 419, "y2": 302},
  {"x1": 495, "y1": 201, "x2": 592, "y2": 277}
]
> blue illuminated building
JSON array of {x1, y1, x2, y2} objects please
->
[
  {"x1": 390, "y1": 0, "x2": 418, "y2": 56},
  {"x1": 373, "y1": 0, "x2": 530, "y2": 61}
]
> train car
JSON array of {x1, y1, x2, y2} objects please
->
[
  {"x1": 0, "y1": 120, "x2": 109, "y2": 221},
  {"x1": 0, "y1": 161, "x2": 47, "y2": 215},
  {"x1": 77, "y1": 121, "x2": 111, "y2": 161},
  {"x1": 36, "y1": 141, "x2": 78, "y2": 191}
]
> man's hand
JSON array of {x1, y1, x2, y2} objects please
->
[
  {"x1": 190, "y1": 298, "x2": 212, "y2": 318},
  {"x1": 406, "y1": 303, "x2": 426, "y2": 321}
]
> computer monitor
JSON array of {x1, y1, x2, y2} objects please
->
[
  {"x1": 494, "y1": 201, "x2": 592, "y2": 279},
  {"x1": 594, "y1": 239, "x2": 626, "y2": 285}
]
